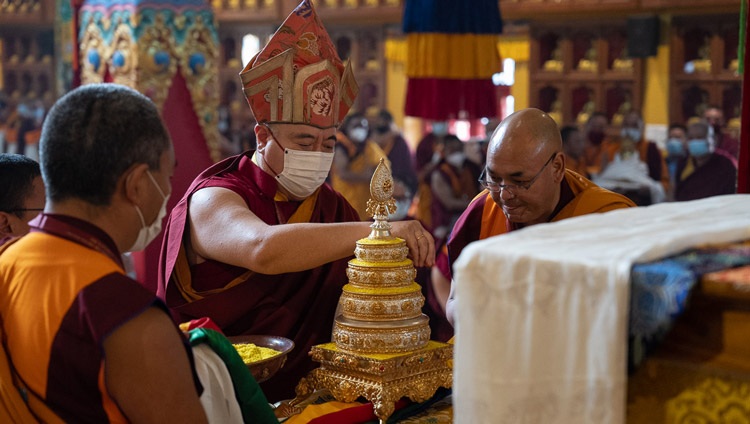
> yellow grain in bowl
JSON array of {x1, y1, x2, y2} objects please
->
[{"x1": 233, "y1": 343, "x2": 281, "y2": 364}]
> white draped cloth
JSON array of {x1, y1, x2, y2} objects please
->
[
  {"x1": 593, "y1": 152, "x2": 666, "y2": 204},
  {"x1": 193, "y1": 344, "x2": 244, "y2": 423},
  {"x1": 452, "y1": 195, "x2": 750, "y2": 424}
]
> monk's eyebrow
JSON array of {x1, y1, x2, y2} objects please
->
[
  {"x1": 289, "y1": 132, "x2": 317, "y2": 141},
  {"x1": 488, "y1": 168, "x2": 525, "y2": 179}
]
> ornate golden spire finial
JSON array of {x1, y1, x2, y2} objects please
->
[{"x1": 365, "y1": 158, "x2": 397, "y2": 239}]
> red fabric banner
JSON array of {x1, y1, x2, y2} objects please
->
[{"x1": 405, "y1": 78, "x2": 497, "y2": 121}]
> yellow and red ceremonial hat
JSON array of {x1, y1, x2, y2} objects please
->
[{"x1": 239, "y1": 0, "x2": 358, "y2": 129}]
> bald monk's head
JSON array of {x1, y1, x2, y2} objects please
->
[{"x1": 482, "y1": 108, "x2": 566, "y2": 225}]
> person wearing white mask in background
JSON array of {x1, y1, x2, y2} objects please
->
[
  {"x1": 429, "y1": 135, "x2": 480, "y2": 244},
  {"x1": 664, "y1": 123, "x2": 687, "y2": 201},
  {"x1": 597, "y1": 110, "x2": 668, "y2": 204},
  {"x1": 414, "y1": 120, "x2": 450, "y2": 229},
  {"x1": 330, "y1": 112, "x2": 390, "y2": 219},
  {"x1": 157, "y1": 0, "x2": 435, "y2": 403},
  {"x1": 673, "y1": 120, "x2": 737, "y2": 202}
]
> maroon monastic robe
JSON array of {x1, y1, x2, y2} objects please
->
[
  {"x1": 674, "y1": 153, "x2": 738, "y2": 201},
  {"x1": 158, "y1": 151, "x2": 359, "y2": 402}
]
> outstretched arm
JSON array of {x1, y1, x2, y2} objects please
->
[{"x1": 188, "y1": 187, "x2": 436, "y2": 275}]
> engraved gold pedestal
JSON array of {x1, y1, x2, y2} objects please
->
[{"x1": 296, "y1": 342, "x2": 452, "y2": 423}]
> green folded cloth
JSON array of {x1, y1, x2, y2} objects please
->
[{"x1": 189, "y1": 328, "x2": 277, "y2": 423}]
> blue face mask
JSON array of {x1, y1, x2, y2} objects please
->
[
  {"x1": 621, "y1": 127, "x2": 642, "y2": 142},
  {"x1": 687, "y1": 139, "x2": 710, "y2": 158},
  {"x1": 666, "y1": 138, "x2": 685, "y2": 157},
  {"x1": 431, "y1": 122, "x2": 448, "y2": 136}
]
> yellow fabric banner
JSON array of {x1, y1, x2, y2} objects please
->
[{"x1": 405, "y1": 33, "x2": 501, "y2": 79}]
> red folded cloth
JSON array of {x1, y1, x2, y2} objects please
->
[{"x1": 179, "y1": 317, "x2": 224, "y2": 334}]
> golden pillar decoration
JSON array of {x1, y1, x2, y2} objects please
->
[
  {"x1": 79, "y1": 19, "x2": 107, "y2": 84},
  {"x1": 178, "y1": 14, "x2": 221, "y2": 162},
  {"x1": 108, "y1": 20, "x2": 137, "y2": 88},
  {"x1": 79, "y1": 0, "x2": 221, "y2": 162},
  {"x1": 137, "y1": 13, "x2": 178, "y2": 110}
]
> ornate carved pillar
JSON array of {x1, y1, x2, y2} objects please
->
[
  {"x1": 78, "y1": 0, "x2": 221, "y2": 291},
  {"x1": 78, "y1": 0, "x2": 220, "y2": 162}
]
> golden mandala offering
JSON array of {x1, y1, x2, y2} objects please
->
[
  {"x1": 295, "y1": 159, "x2": 452, "y2": 423},
  {"x1": 332, "y1": 160, "x2": 430, "y2": 354}
]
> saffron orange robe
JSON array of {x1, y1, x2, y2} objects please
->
[
  {"x1": 158, "y1": 152, "x2": 360, "y2": 402},
  {"x1": 447, "y1": 169, "x2": 636, "y2": 274},
  {"x1": 0, "y1": 214, "x2": 198, "y2": 422},
  {"x1": 330, "y1": 135, "x2": 388, "y2": 220},
  {"x1": 564, "y1": 153, "x2": 590, "y2": 178}
]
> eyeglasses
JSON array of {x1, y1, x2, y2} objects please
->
[{"x1": 478, "y1": 153, "x2": 557, "y2": 194}]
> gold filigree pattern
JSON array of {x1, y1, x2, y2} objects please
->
[
  {"x1": 666, "y1": 378, "x2": 750, "y2": 422},
  {"x1": 332, "y1": 320, "x2": 430, "y2": 354},
  {"x1": 137, "y1": 13, "x2": 177, "y2": 109},
  {"x1": 339, "y1": 290, "x2": 424, "y2": 321},
  {"x1": 177, "y1": 14, "x2": 221, "y2": 162},
  {"x1": 297, "y1": 342, "x2": 453, "y2": 422},
  {"x1": 354, "y1": 243, "x2": 408, "y2": 262},
  {"x1": 79, "y1": 5, "x2": 220, "y2": 164},
  {"x1": 346, "y1": 265, "x2": 416, "y2": 288},
  {"x1": 80, "y1": 20, "x2": 106, "y2": 84},
  {"x1": 302, "y1": 161, "x2": 450, "y2": 422},
  {"x1": 109, "y1": 21, "x2": 137, "y2": 88},
  {"x1": 366, "y1": 159, "x2": 398, "y2": 222}
]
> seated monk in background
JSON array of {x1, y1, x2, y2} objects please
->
[
  {"x1": 445, "y1": 108, "x2": 635, "y2": 325},
  {"x1": 158, "y1": 0, "x2": 434, "y2": 403},
  {"x1": 0, "y1": 154, "x2": 45, "y2": 243}
]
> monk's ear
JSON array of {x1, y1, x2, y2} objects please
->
[
  {"x1": 255, "y1": 124, "x2": 270, "y2": 152},
  {"x1": 0, "y1": 212, "x2": 14, "y2": 238},
  {"x1": 552, "y1": 152, "x2": 565, "y2": 183},
  {"x1": 121, "y1": 163, "x2": 151, "y2": 204}
]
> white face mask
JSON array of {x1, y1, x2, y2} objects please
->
[
  {"x1": 446, "y1": 152, "x2": 465, "y2": 168},
  {"x1": 128, "y1": 171, "x2": 169, "y2": 252},
  {"x1": 276, "y1": 147, "x2": 334, "y2": 200},
  {"x1": 349, "y1": 127, "x2": 368, "y2": 143}
]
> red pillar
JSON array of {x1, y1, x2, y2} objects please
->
[{"x1": 739, "y1": 0, "x2": 750, "y2": 193}]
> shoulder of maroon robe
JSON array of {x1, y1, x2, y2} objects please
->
[
  {"x1": 446, "y1": 191, "x2": 492, "y2": 278},
  {"x1": 675, "y1": 153, "x2": 738, "y2": 201},
  {"x1": 158, "y1": 153, "x2": 252, "y2": 300}
]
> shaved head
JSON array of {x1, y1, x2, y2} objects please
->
[
  {"x1": 483, "y1": 108, "x2": 566, "y2": 225},
  {"x1": 488, "y1": 108, "x2": 562, "y2": 161}
]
